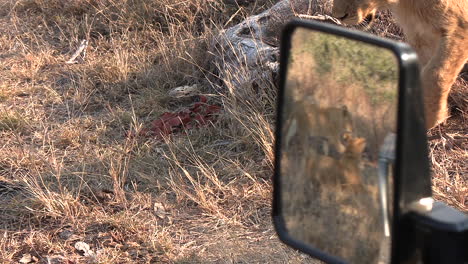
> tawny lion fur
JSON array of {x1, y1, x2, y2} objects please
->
[
  {"x1": 283, "y1": 98, "x2": 366, "y2": 185},
  {"x1": 332, "y1": 0, "x2": 468, "y2": 128}
]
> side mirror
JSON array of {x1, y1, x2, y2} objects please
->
[{"x1": 272, "y1": 20, "x2": 433, "y2": 264}]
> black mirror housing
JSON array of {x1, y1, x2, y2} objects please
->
[{"x1": 272, "y1": 19, "x2": 433, "y2": 264}]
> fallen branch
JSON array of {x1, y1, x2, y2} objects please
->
[{"x1": 211, "y1": 0, "x2": 332, "y2": 90}]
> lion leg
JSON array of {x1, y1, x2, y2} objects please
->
[{"x1": 421, "y1": 34, "x2": 468, "y2": 129}]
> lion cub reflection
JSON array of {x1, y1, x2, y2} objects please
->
[
  {"x1": 283, "y1": 99, "x2": 367, "y2": 186},
  {"x1": 301, "y1": 133, "x2": 367, "y2": 187},
  {"x1": 340, "y1": 134, "x2": 367, "y2": 185}
]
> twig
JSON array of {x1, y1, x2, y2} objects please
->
[
  {"x1": 296, "y1": 14, "x2": 342, "y2": 25},
  {"x1": 66, "y1": 39, "x2": 88, "y2": 64}
]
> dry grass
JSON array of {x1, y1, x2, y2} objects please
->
[
  {"x1": 0, "y1": 0, "x2": 312, "y2": 262},
  {"x1": 428, "y1": 77, "x2": 468, "y2": 212},
  {"x1": 0, "y1": 0, "x2": 466, "y2": 263}
]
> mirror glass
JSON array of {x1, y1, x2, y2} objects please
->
[{"x1": 279, "y1": 27, "x2": 398, "y2": 263}]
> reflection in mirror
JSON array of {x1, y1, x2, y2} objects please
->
[{"x1": 280, "y1": 28, "x2": 398, "y2": 263}]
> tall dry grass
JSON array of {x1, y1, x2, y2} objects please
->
[
  {"x1": 0, "y1": 0, "x2": 318, "y2": 262},
  {"x1": 0, "y1": 0, "x2": 466, "y2": 263}
]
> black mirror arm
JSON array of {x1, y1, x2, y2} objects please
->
[{"x1": 398, "y1": 202, "x2": 468, "y2": 264}]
